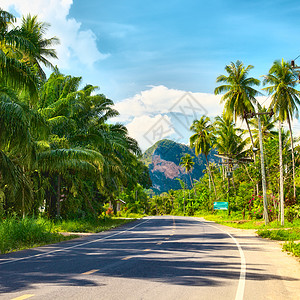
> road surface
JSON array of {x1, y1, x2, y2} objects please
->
[{"x1": 0, "y1": 216, "x2": 299, "y2": 300}]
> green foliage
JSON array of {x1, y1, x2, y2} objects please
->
[{"x1": 285, "y1": 205, "x2": 300, "y2": 223}]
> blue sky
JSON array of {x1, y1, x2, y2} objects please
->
[
  {"x1": 2, "y1": 0, "x2": 300, "y2": 150},
  {"x1": 68, "y1": 0, "x2": 300, "y2": 99}
]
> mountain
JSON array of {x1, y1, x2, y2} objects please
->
[{"x1": 142, "y1": 139, "x2": 219, "y2": 194}]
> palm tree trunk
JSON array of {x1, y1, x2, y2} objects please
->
[
  {"x1": 287, "y1": 113, "x2": 296, "y2": 199},
  {"x1": 279, "y1": 121, "x2": 284, "y2": 226},
  {"x1": 245, "y1": 116, "x2": 259, "y2": 196},
  {"x1": 257, "y1": 114, "x2": 269, "y2": 225},
  {"x1": 22, "y1": 167, "x2": 25, "y2": 219},
  {"x1": 188, "y1": 173, "x2": 193, "y2": 189},
  {"x1": 205, "y1": 154, "x2": 217, "y2": 196},
  {"x1": 56, "y1": 175, "x2": 61, "y2": 218}
]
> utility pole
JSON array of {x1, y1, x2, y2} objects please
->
[
  {"x1": 245, "y1": 108, "x2": 273, "y2": 225},
  {"x1": 278, "y1": 121, "x2": 285, "y2": 225}
]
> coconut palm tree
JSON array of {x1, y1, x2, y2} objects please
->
[
  {"x1": 214, "y1": 60, "x2": 261, "y2": 149},
  {"x1": 262, "y1": 59, "x2": 300, "y2": 200},
  {"x1": 179, "y1": 153, "x2": 195, "y2": 188},
  {"x1": 190, "y1": 116, "x2": 217, "y2": 196},
  {"x1": 214, "y1": 115, "x2": 248, "y2": 160},
  {"x1": 20, "y1": 14, "x2": 59, "y2": 82},
  {"x1": 213, "y1": 115, "x2": 249, "y2": 206}
]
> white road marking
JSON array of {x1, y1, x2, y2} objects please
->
[
  {"x1": 197, "y1": 219, "x2": 246, "y2": 300},
  {"x1": 0, "y1": 217, "x2": 153, "y2": 266}
]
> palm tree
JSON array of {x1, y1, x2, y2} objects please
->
[
  {"x1": 20, "y1": 14, "x2": 60, "y2": 82},
  {"x1": 38, "y1": 71, "x2": 142, "y2": 216},
  {"x1": 214, "y1": 115, "x2": 248, "y2": 161},
  {"x1": 214, "y1": 60, "x2": 261, "y2": 149},
  {"x1": 214, "y1": 115, "x2": 249, "y2": 209},
  {"x1": 179, "y1": 153, "x2": 195, "y2": 188},
  {"x1": 262, "y1": 59, "x2": 300, "y2": 200},
  {"x1": 190, "y1": 116, "x2": 217, "y2": 197},
  {"x1": 0, "y1": 9, "x2": 39, "y2": 99}
]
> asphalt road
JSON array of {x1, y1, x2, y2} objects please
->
[{"x1": 0, "y1": 216, "x2": 299, "y2": 300}]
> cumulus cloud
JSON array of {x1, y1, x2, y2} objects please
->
[
  {"x1": 114, "y1": 85, "x2": 224, "y2": 123},
  {"x1": 1, "y1": 0, "x2": 109, "y2": 70},
  {"x1": 126, "y1": 114, "x2": 177, "y2": 151}
]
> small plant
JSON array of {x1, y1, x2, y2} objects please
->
[
  {"x1": 106, "y1": 207, "x2": 114, "y2": 217},
  {"x1": 283, "y1": 241, "x2": 300, "y2": 257}
]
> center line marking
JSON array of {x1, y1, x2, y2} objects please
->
[
  {"x1": 143, "y1": 249, "x2": 150, "y2": 251},
  {"x1": 122, "y1": 256, "x2": 132, "y2": 260},
  {"x1": 165, "y1": 237, "x2": 169, "y2": 240},
  {"x1": 11, "y1": 295, "x2": 35, "y2": 300},
  {"x1": 157, "y1": 242, "x2": 162, "y2": 245},
  {"x1": 82, "y1": 269, "x2": 99, "y2": 275}
]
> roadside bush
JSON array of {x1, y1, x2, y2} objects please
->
[
  {"x1": 285, "y1": 205, "x2": 300, "y2": 223},
  {"x1": 257, "y1": 228, "x2": 300, "y2": 241}
]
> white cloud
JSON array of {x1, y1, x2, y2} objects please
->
[
  {"x1": 126, "y1": 114, "x2": 176, "y2": 151},
  {"x1": 114, "y1": 85, "x2": 224, "y2": 123},
  {"x1": 112, "y1": 85, "x2": 226, "y2": 151},
  {"x1": 1, "y1": 0, "x2": 109, "y2": 70}
]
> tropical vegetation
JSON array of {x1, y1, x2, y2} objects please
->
[
  {"x1": 0, "y1": 8, "x2": 151, "y2": 236},
  {"x1": 1, "y1": 8, "x2": 300, "y2": 257}
]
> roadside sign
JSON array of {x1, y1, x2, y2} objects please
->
[{"x1": 214, "y1": 202, "x2": 228, "y2": 210}]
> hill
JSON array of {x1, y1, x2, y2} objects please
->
[{"x1": 142, "y1": 139, "x2": 218, "y2": 194}]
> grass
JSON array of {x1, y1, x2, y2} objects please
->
[
  {"x1": 200, "y1": 211, "x2": 300, "y2": 229},
  {"x1": 257, "y1": 228, "x2": 300, "y2": 241},
  {"x1": 0, "y1": 216, "x2": 137, "y2": 255}
]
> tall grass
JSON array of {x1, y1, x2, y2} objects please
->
[
  {"x1": 53, "y1": 217, "x2": 134, "y2": 233},
  {"x1": 0, "y1": 216, "x2": 75, "y2": 254}
]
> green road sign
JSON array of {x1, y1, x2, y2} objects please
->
[{"x1": 214, "y1": 202, "x2": 228, "y2": 210}]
